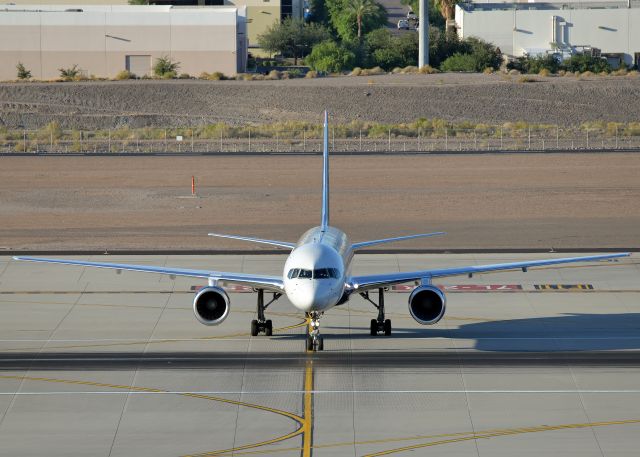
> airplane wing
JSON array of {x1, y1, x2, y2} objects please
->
[
  {"x1": 208, "y1": 233, "x2": 296, "y2": 250},
  {"x1": 351, "y1": 232, "x2": 446, "y2": 250},
  {"x1": 348, "y1": 253, "x2": 630, "y2": 291},
  {"x1": 13, "y1": 256, "x2": 284, "y2": 292}
]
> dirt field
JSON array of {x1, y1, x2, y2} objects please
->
[
  {"x1": 1, "y1": 73, "x2": 640, "y2": 129},
  {"x1": 1, "y1": 153, "x2": 639, "y2": 251}
]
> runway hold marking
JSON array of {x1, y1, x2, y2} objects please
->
[{"x1": 534, "y1": 284, "x2": 594, "y2": 290}]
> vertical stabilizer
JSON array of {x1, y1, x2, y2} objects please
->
[{"x1": 321, "y1": 111, "x2": 330, "y2": 229}]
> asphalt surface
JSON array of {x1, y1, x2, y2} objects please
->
[{"x1": 1, "y1": 253, "x2": 639, "y2": 456}]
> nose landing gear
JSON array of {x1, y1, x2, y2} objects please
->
[
  {"x1": 360, "y1": 288, "x2": 392, "y2": 336},
  {"x1": 306, "y1": 312, "x2": 324, "y2": 351},
  {"x1": 250, "y1": 289, "x2": 282, "y2": 336}
]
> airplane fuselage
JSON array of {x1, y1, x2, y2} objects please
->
[{"x1": 283, "y1": 225, "x2": 353, "y2": 313}]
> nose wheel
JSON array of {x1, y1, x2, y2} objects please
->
[
  {"x1": 250, "y1": 289, "x2": 281, "y2": 337},
  {"x1": 306, "y1": 312, "x2": 324, "y2": 351}
]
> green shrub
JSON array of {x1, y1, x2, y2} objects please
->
[
  {"x1": 153, "y1": 55, "x2": 180, "y2": 78},
  {"x1": 16, "y1": 62, "x2": 31, "y2": 80},
  {"x1": 418, "y1": 65, "x2": 439, "y2": 74},
  {"x1": 178, "y1": 73, "x2": 191, "y2": 79},
  {"x1": 306, "y1": 41, "x2": 356, "y2": 73},
  {"x1": 440, "y1": 53, "x2": 477, "y2": 72},
  {"x1": 58, "y1": 64, "x2": 80, "y2": 81},
  {"x1": 161, "y1": 71, "x2": 177, "y2": 79},
  {"x1": 563, "y1": 54, "x2": 610, "y2": 73},
  {"x1": 305, "y1": 70, "x2": 319, "y2": 78},
  {"x1": 115, "y1": 70, "x2": 136, "y2": 80}
]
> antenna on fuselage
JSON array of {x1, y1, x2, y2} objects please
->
[{"x1": 321, "y1": 110, "x2": 330, "y2": 230}]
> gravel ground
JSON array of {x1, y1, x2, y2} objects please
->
[
  {"x1": 1, "y1": 153, "x2": 639, "y2": 251},
  {"x1": 1, "y1": 73, "x2": 640, "y2": 129}
]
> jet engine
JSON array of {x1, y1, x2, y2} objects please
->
[
  {"x1": 408, "y1": 285, "x2": 446, "y2": 325},
  {"x1": 193, "y1": 286, "x2": 230, "y2": 326}
]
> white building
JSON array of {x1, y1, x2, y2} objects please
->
[
  {"x1": 0, "y1": 5, "x2": 247, "y2": 80},
  {"x1": 455, "y1": 1, "x2": 640, "y2": 67}
]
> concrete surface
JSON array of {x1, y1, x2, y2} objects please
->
[{"x1": 0, "y1": 253, "x2": 639, "y2": 456}]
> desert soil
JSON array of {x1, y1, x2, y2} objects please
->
[
  {"x1": 1, "y1": 153, "x2": 639, "y2": 251},
  {"x1": 1, "y1": 73, "x2": 640, "y2": 129}
]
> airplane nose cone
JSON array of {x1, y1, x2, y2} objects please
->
[{"x1": 287, "y1": 281, "x2": 336, "y2": 312}]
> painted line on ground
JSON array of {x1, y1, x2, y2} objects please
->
[{"x1": 2, "y1": 390, "x2": 640, "y2": 396}]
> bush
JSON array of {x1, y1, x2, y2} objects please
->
[
  {"x1": 115, "y1": 70, "x2": 136, "y2": 80},
  {"x1": 563, "y1": 54, "x2": 610, "y2": 73},
  {"x1": 538, "y1": 68, "x2": 550, "y2": 77},
  {"x1": 349, "y1": 67, "x2": 362, "y2": 76},
  {"x1": 16, "y1": 62, "x2": 31, "y2": 80},
  {"x1": 266, "y1": 70, "x2": 282, "y2": 80},
  {"x1": 305, "y1": 70, "x2": 319, "y2": 78},
  {"x1": 365, "y1": 28, "x2": 418, "y2": 71},
  {"x1": 160, "y1": 71, "x2": 177, "y2": 79},
  {"x1": 178, "y1": 73, "x2": 191, "y2": 79},
  {"x1": 508, "y1": 54, "x2": 560, "y2": 74},
  {"x1": 58, "y1": 64, "x2": 80, "y2": 81},
  {"x1": 153, "y1": 55, "x2": 180, "y2": 78},
  {"x1": 419, "y1": 65, "x2": 439, "y2": 74},
  {"x1": 483, "y1": 67, "x2": 494, "y2": 74},
  {"x1": 306, "y1": 41, "x2": 356, "y2": 73},
  {"x1": 440, "y1": 53, "x2": 477, "y2": 72}
]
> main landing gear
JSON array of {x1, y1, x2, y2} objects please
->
[
  {"x1": 360, "y1": 288, "x2": 392, "y2": 336},
  {"x1": 306, "y1": 312, "x2": 324, "y2": 351},
  {"x1": 250, "y1": 289, "x2": 282, "y2": 336}
]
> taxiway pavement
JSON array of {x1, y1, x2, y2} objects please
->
[{"x1": 0, "y1": 253, "x2": 639, "y2": 456}]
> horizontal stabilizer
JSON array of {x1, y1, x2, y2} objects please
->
[
  {"x1": 208, "y1": 233, "x2": 296, "y2": 250},
  {"x1": 352, "y1": 232, "x2": 446, "y2": 250}
]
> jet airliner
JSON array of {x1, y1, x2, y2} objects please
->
[{"x1": 15, "y1": 112, "x2": 630, "y2": 351}]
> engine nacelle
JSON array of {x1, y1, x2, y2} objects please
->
[
  {"x1": 193, "y1": 286, "x2": 230, "y2": 326},
  {"x1": 408, "y1": 285, "x2": 446, "y2": 325}
]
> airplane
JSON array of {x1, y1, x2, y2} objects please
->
[{"x1": 14, "y1": 112, "x2": 631, "y2": 351}]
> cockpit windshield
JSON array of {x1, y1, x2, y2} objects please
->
[{"x1": 287, "y1": 268, "x2": 339, "y2": 279}]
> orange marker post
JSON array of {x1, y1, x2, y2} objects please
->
[{"x1": 191, "y1": 176, "x2": 195, "y2": 196}]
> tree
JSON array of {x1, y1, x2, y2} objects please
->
[
  {"x1": 306, "y1": 41, "x2": 356, "y2": 72},
  {"x1": 326, "y1": 0, "x2": 387, "y2": 41},
  {"x1": 258, "y1": 18, "x2": 330, "y2": 65},
  {"x1": 365, "y1": 28, "x2": 418, "y2": 70},
  {"x1": 347, "y1": 0, "x2": 379, "y2": 39},
  {"x1": 439, "y1": 37, "x2": 501, "y2": 72},
  {"x1": 16, "y1": 62, "x2": 31, "y2": 80}
]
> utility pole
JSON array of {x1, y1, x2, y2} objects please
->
[{"x1": 419, "y1": 0, "x2": 429, "y2": 67}]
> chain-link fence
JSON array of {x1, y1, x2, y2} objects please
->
[{"x1": 2, "y1": 125, "x2": 640, "y2": 154}]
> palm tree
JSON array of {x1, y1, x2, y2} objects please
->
[
  {"x1": 434, "y1": 0, "x2": 459, "y2": 31},
  {"x1": 347, "y1": 0, "x2": 379, "y2": 39}
]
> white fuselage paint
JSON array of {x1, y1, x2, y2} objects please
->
[{"x1": 283, "y1": 225, "x2": 353, "y2": 313}]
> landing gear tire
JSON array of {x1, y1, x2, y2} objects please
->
[
  {"x1": 317, "y1": 336, "x2": 324, "y2": 351},
  {"x1": 251, "y1": 319, "x2": 259, "y2": 336},
  {"x1": 265, "y1": 320, "x2": 273, "y2": 336},
  {"x1": 370, "y1": 319, "x2": 377, "y2": 336},
  {"x1": 306, "y1": 335, "x2": 314, "y2": 351},
  {"x1": 384, "y1": 319, "x2": 392, "y2": 336}
]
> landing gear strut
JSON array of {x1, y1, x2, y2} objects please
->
[
  {"x1": 360, "y1": 288, "x2": 392, "y2": 336},
  {"x1": 251, "y1": 289, "x2": 281, "y2": 336},
  {"x1": 306, "y1": 312, "x2": 324, "y2": 351}
]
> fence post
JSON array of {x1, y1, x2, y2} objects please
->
[
  {"x1": 586, "y1": 129, "x2": 589, "y2": 149},
  {"x1": 108, "y1": 129, "x2": 111, "y2": 153},
  {"x1": 302, "y1": 130, "x2": 305, "y2": 152},
  {"x1": 332, "y1": 128, "x2": 335, "y2": 151},
  {"x1": 249, "y1": 128, "x2": 252, "y2": 153},
  {"x1": 191, "y1": 128, "x2": 194, "y2": 153},
  {"x1": 359, "y1": 128, "x2": 362, "y2": 152},
  {"x1": 276, "y1": 132, "x2": 279, "y2": 152},
  {"x1": 615, "y1": 125, "x2": 618, "y2": 149},
  {"x1": 220, "y1": 130, "x2": 223, "y2": 152},
  {"x1": 164, "y1": 129, "x2": 167, "y2": 152},
  {"x1": 556, "y1": 124, "x2": 559, "y2": 149},
  {"x1": 528, "y1": 127, "x2": 531, "y2": 150},
  {"x1": 388, "y1": 129, "x2": 391, "y2": 152},
  {"x1": 500, "y1": 128, "x2": 503, "y2": 150},
  {"x1": 50, "y1": 130, "x2": 53, "y2": 151},
  {"x1": 474, "y1": 130, "x2": 477, "y2": 150},
  {"x1": 418, "y1": 128, "x2": 421, "y2": 151}
]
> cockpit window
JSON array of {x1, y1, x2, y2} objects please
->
[{"x1": 288, "y1": 268, "x2": 340, "y2": 279}]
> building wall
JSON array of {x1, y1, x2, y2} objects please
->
[
  {"x1": 0, "y1": 5, "x2": 244, "y2": 80},
  {"x1": 456, "y1": 4, "x2": 640, "y2": 66}
]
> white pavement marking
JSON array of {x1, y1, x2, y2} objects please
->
[{"x1": 2, "y1": 390, "x2": 640, "y2": 395}]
